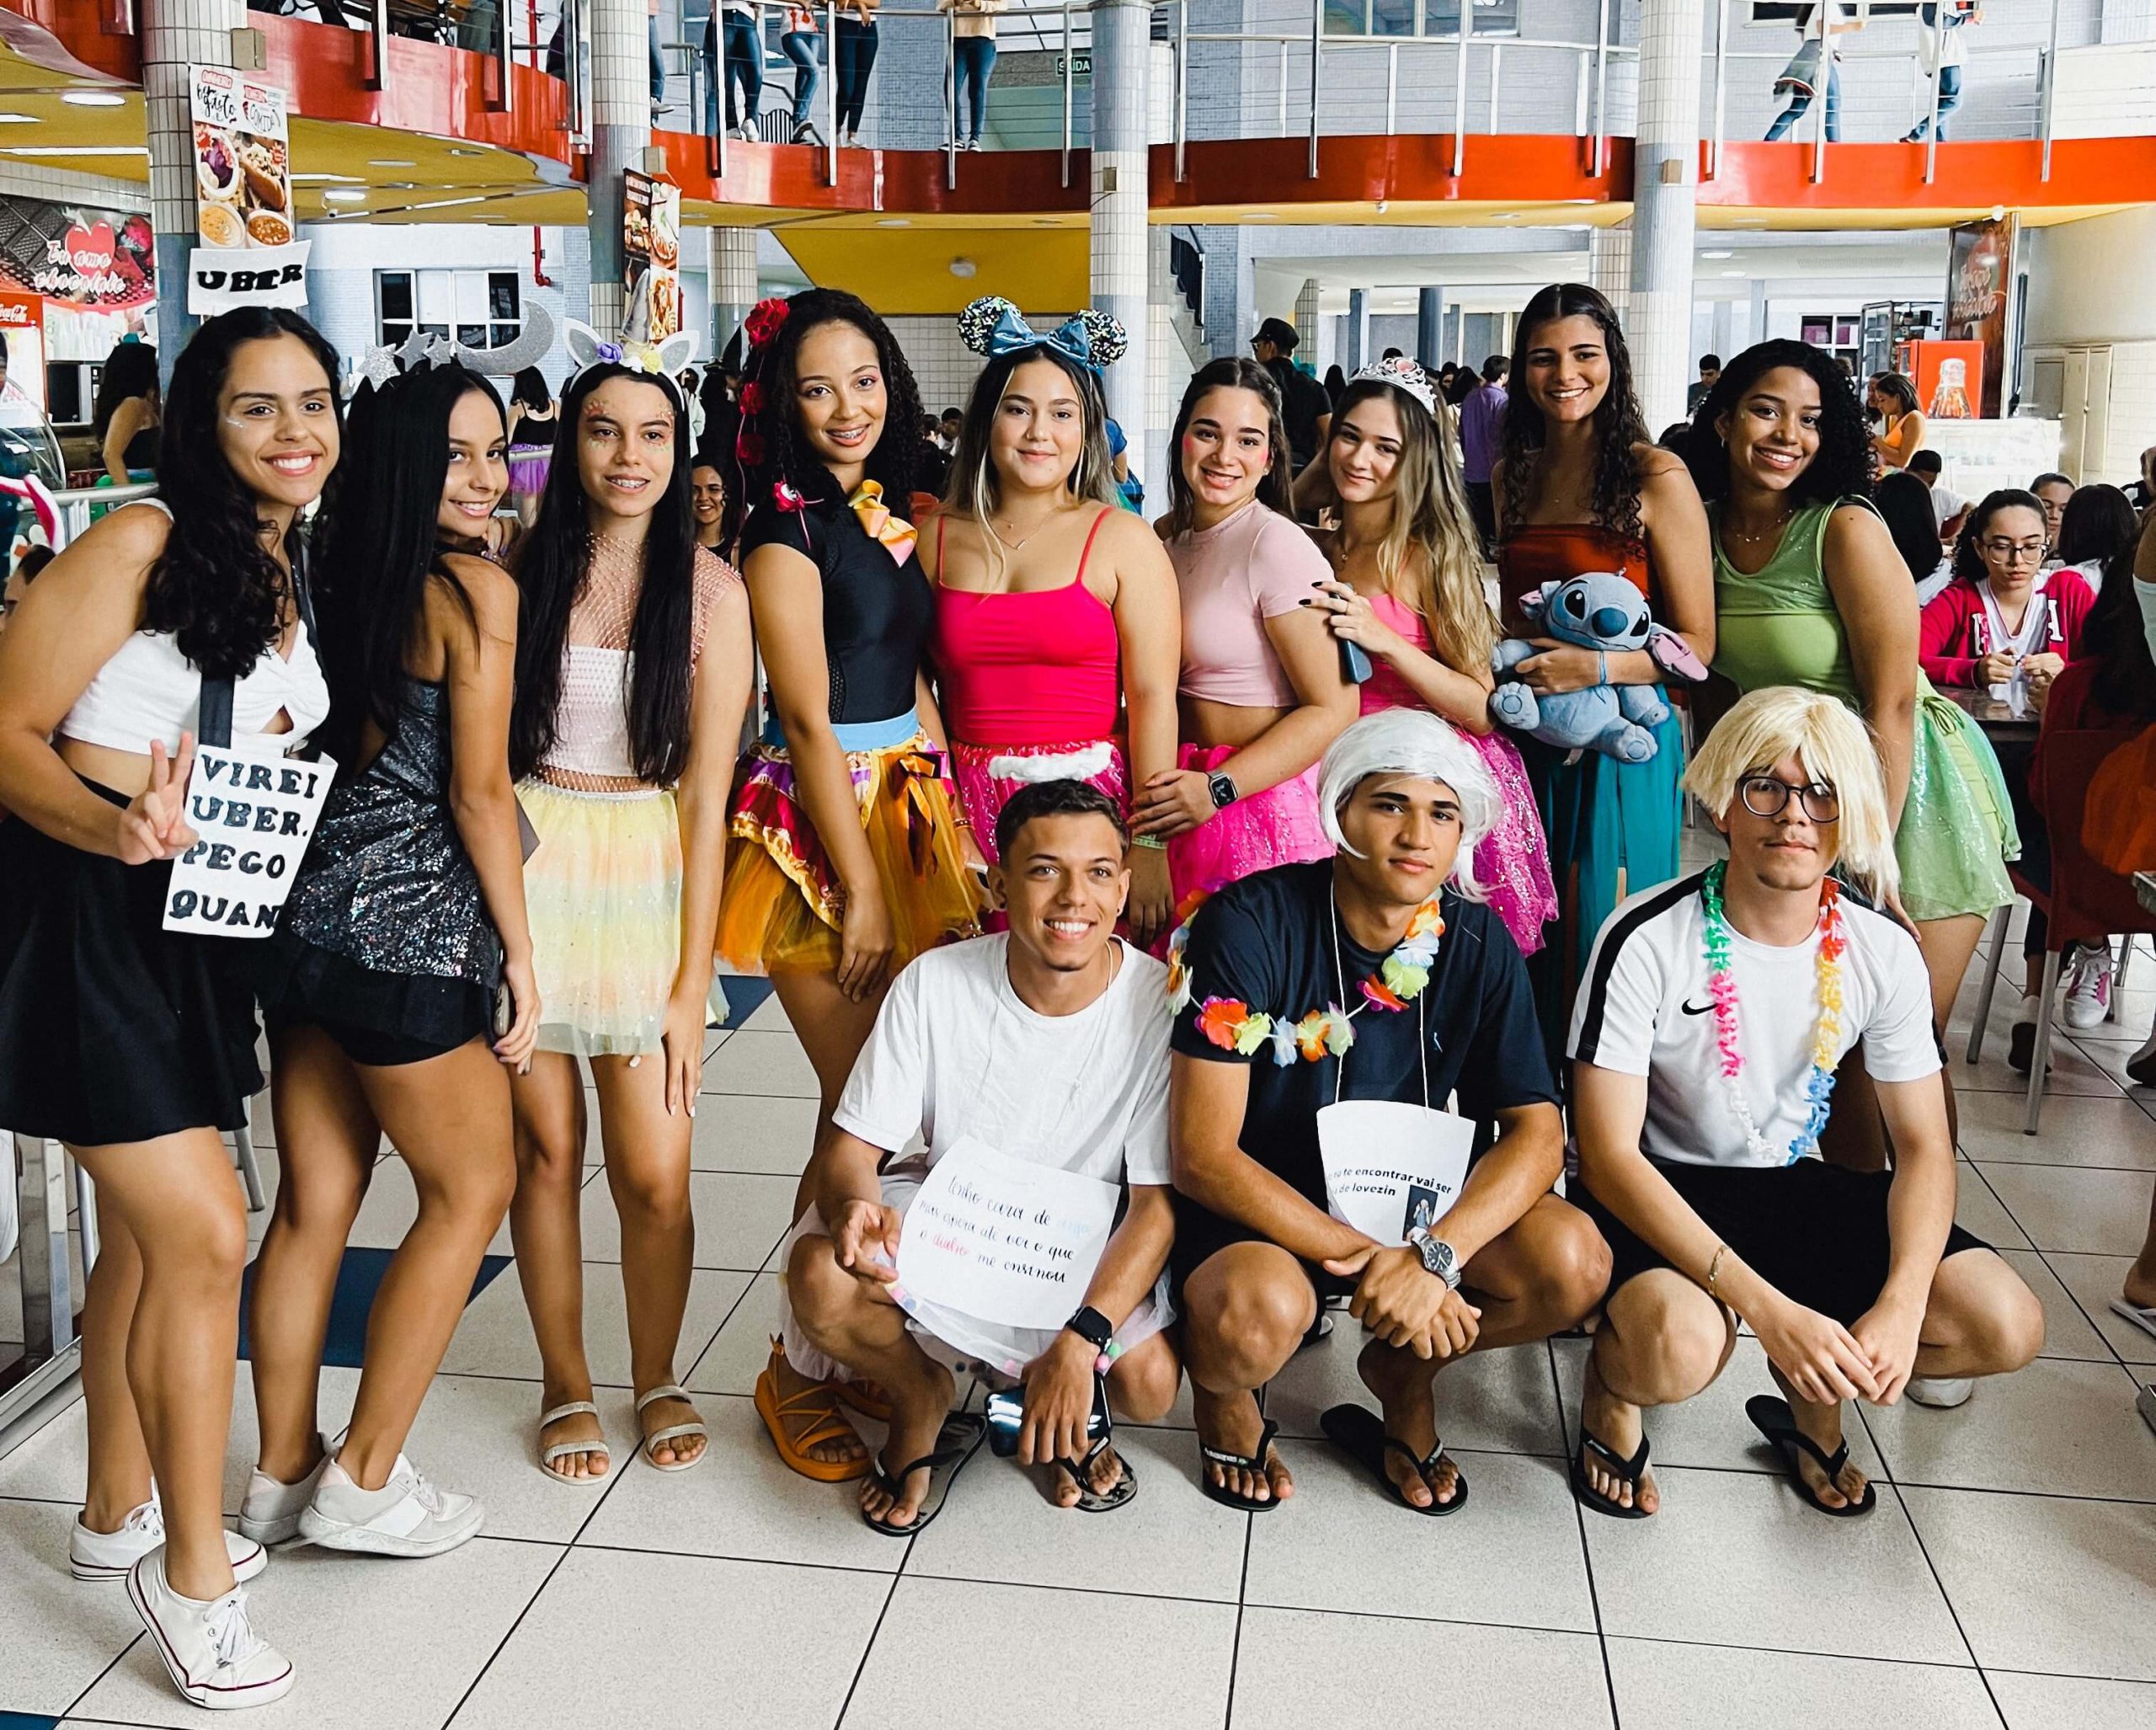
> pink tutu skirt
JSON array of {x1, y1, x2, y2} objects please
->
[
  {"x1": 950, "y1": 735, "x2": 1130, "y2": 863},
  {"x1": 1166, "y1": 742, "x2": 1331, "y2": 907},
  {"x1": 1461, "y1": 727, "x2": 1558, "y2": 958},
  {"x1": 508, "y1": 445, "x2": 551, "y2": 498}
]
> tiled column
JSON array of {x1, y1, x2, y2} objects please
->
[
  {"x1": 1091, "y1": 0, "x2": 1149, "y2": 456},
  {"x1": 144, "y1": 0, "x2": 245, "y2": 379},
  {"x1": 1627, "y1": 0, "x2": 1703, "y2": 431},
  {"x1": 1293, "y1": 276, "x2": 1321, "y2": 356},
  {"x1": 590, "y1": 0, "x2": 652, "y2": 336},
  {"x1": 708, "y1": 224, "x2": 758, "y2": 357},
  {"x1": 1417, "y1": 286, "x2": 1444, "y2": 371},
  {"x1": 1345, "y1": 287, "x2": 1369, "y2": 371},
  {"x1": 1588, "y1": 221, "x2": 1632, "y2": 325}
]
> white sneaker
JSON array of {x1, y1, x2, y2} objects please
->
[
  {"x1": 296, "y1": 1453, "x2": 483, "y2": 1558},
  {"x1": 238, "y1": 1443, "x2": 334, "y2": 1546},
  {"x1": 126, "y1": 1551, "x2": 293, "y2": 1711},
  {"x1": 72, "y1": 1497, "x2": 264, "y2": 1584},
  {"x1": 1906, "y1": 1376, "x2": 1974, "y2": 1408},
  {"x1": 2063, "y1": 944, "x2": 2112, "y2": 1030}
]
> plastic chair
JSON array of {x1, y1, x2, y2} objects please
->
[{"x1": 1966, "y1": 727, "x2": 2156, "y2": 1134}]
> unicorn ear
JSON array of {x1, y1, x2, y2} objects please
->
[
  {"x1": 563, "y1": 320, "x2": 605, "y2": 371},
  {"x1": 654, "y1": 329, "x2": 698, "y2": 376}
]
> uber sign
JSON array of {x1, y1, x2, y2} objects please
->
[{"x1": 187, "y1": 238, "x2": 312, "y2": 315}]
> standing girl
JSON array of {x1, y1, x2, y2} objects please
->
[
  {"x1": 1139, "y1": 356, "x2": 1355, "y2": 906},
  {"x1": 835, "y1": 0, "x2": 880, "y2": 147},
  {"x1": 506, "y1": 366, "x2": 558, "y2": 527},
  {"x1": 240, "y1": 360, "x2": 538, "y2": 1556},
  {"x1": 927, "y1": 296, "x2": 1181, "y2": 947},
  {"x1": 717, "y1": 289, "x2": 982, "y2": 1476},
  {"x1": 1494, "y1": 284, "x2": 1715, "y2": 1037},
  {"x1": 1299, "y1": 357, "x2": 1557, "y2": 958},
  {"x1": 95, "y1": 336, "x2": 163, "y2": 487},
  {"x1": 0, "y1": 307, "x2": 341, "y2": 1710},
  {"x1": 508, "y1": 329, "x2": 754, "y2": 1486},
  {"x1": 1869, "y1": 371, "x2": 1926, "y2": 472}
]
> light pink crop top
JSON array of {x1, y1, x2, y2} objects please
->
[{"x1": 1169, "y1": 499, "x2": 1328, "y2": 707}]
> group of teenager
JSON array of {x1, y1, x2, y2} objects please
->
[{"x1": 5, "y1": 275, "x2": 2150, "y2": 1711}]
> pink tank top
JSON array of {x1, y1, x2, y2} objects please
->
[
  {"x1": 1171, "y1": 499, "x2": 1330, "y2": 707},
  {"x1": 932, "y1": 508, "x2": 1122, "y2": 746},
  {"x1": 1358, "y1": 591, "x2": 1433, "y2": 715}
]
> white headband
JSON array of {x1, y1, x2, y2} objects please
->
[{"x1": 1317, "y1": 708, "x2": 1499, "y2": 900}]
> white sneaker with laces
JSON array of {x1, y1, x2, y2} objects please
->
[
  {"x1": 1906, "y1": 1376, "x2": 1974, "y2": 1409},
  {"x1": 126, "y1": 1551, "x2": 293, "y2": 1710},
  {"x1": 238, "y1": 1444, "x2": 334, "y2": 1546},
  {"x1": 2063, "y1": 943, "x2": 2112, "y2": 1030},
  {"x1": 296, "y1": 1453, "x2": 483, "y2": 1558},
  {"x1": 71, "y1": 1497, "x2": 264, "y2": 1583}
]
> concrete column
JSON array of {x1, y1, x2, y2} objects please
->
[
  {"x1": 590, "y1": 0, "x2": 652, "y2": 336},
  {"x1": 1416, "y1": 286, "x2": 1444, "y2": 371},
  {"x1": 1588, "y1": 222, "x2": 1632, "y2": 325},
  {"x1": 1145, "y1": 223, "x2": 1182, "y2": 505},
  {"x1": 1090, "y1": 0, "x2": 1149, "y2": 455},
  {"x1": 144, "y1": 0, "x2": 245, "y2": 382},
  {"x1": 1626, "y1": 0, "x2": 1704, "y2": 431},
  {"x1": 1346, "y1": 288, "x2": 1369, "y2": 371},
  {"x1": 1293, "y1": 276, "x2": 1321, "y2": 359},
  {"x1": 707, "y1": 225, "x2": 758, "y2": 357}
]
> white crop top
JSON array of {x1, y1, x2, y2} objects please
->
[
  {"x1": 540, "y1": 644, "x2": 638, "y2": 780},
  {"x1": 56, "y1": 500, "x2": 332, "y2": 756}
]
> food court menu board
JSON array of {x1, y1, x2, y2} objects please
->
[
  {"x1": 622, "y1": 171, "x2": 682, "y2": 341},
  {"x1": 188, "y1": 66, "x2": 310, "y2": 315}
]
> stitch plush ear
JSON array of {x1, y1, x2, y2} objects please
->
[
  {"x1": 1647, "y1": 625, "x2": 1710, "y2": 684},
  {"x1": 1516, "y1": 581, "x2": 1554, "y2": 622},
  {"x1": 563, "y1": 319, "x2": 606, "y2": 372},
  {"x1": 654, "y1": 328, "x2": 698, "y2": 377}
]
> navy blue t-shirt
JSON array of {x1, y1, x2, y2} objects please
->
[{"x1": 1169, "y1": 862, "x2": 1556, "y2": 1213}]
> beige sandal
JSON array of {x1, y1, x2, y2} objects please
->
[
  {"x1": 635, "y1": 1384, "x2": 709, "y2": 1472},
  {"x1": 537, "y1": 1402, "x2": 611, "y2": 1485}
]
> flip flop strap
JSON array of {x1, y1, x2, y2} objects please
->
[
  {"x1": 1384, "y1": 1434, "x2": 1449, "y2": 1480},
  {"x1": 1581, "y1": 1429, "x2": 1650, "y2": 1482},
  {"x1": 877, "y1": 1440, "x2": 969, "y2": 1494},
  {"x1": 1778, "y1": 1423, "x2": 1850, "y2": 1481},
  {"x1": 1199, "y1": 1418, "x2": 1279, "y2": 1472}
]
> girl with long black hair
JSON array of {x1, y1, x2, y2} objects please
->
[
  {"x1": 507, "y1": 335, "x2": 753, "y2": 1487},
  {"x1": 0, "y1": 307, "x2": 340, "y2": 1709},
  {"x1": 717, "y1": 289, "x2": 983, "y2": 1479},
  {"x1": 237, "y1": 360, "x2": 538, "y2": 1560},
  {"x1": 94, "y1": 334, "x2": 162, "y2": 485}
]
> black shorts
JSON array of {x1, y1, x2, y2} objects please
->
[
  {"x1": 1582, "y1": 1158, "x2": 1990, "y2": 1327},
  {"x1": 249, "y1": 930, "x2": 491, "y2": 1069},
  {"x1": 1167, "y1": 1193, "x2": 1359, "y2": 1312}
]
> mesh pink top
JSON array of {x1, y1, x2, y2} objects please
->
[{"x1": 1169, "y1": 499, "x2": 1329, "y2": 707}]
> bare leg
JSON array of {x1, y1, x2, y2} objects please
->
[
  {"x1": 1044, "y1": 1329, "x2": 1181, "y2": 1508},
  {"x1": 509, "y1": 1053, "x2": 607, "y2": 1477},
  {"x1": 68, "y1": 1132, "x2": 249, "y2": 1602},
  {"x1": 2126, "y1": 1183, "x2": 2156, "y2": 1311},
  {"x1": 589, "y1": 1049, "x2": 703, "y2": 1467},
  {"x1": 1178, "y1": 1241, "x2": 1309, "y2": 1505},
  {"x1": 335, "y1": 1041, "x2": 517, "y2": 1489},
  {"x1": 248, "y1": 1026, "x2": 377, "y2": 1486},
  {"x1": 1919, "y1": 911, "x2": 1984, "y2": 1144},
  {"x1": 1577, "y1": 1269, "x2": 1738, "y2": 1516},
  {"x1": 78, "y1": 1195, "x2": 152, "y2": 1535},
  {"x1": 1913, "y1": 1247, "x2": 2045, "y2": 1380}
]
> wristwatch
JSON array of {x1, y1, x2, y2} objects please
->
[
  {"x1": 1206, "y1": 771, "x2": 1240, "y2": 810},
  {"x1": 1065, "y1": 1305, "x2": 1116, "y2": 1354},
  {"x1": 1406, "y1": 1225, "x2": 1462, "y2": 1290}
]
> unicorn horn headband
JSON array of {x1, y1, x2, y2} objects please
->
[
  {"x1": 564, "y1": 318, "x2": 699, "y2": 409},
  {"x1": 957, "y1": 296, "x2": 1128, "y2": 372}
]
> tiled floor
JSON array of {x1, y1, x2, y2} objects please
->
[{"x1": 3, "y1": 946, "x2": 2153, "y2": 1728}]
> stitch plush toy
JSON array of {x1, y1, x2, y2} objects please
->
[{"x1": 1490, "y1": 572, "x2": 1708, "y2": 761}]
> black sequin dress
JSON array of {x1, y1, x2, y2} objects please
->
[{"x1": 247, "y1": 677, "x2": 500, "y2": 1065}]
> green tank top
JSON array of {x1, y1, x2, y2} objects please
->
[{"x1": 1710, "y1": 499, "x2": 1864, "y2": 705}]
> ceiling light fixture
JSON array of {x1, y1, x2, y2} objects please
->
[
  {"x1": 949, "y1": 256, "x2": 977, "y2": 278},
  {"x1": 1, "y1": 145, "x2": 147, "y2": 157},
  {"x1": 369, "y1": 159, "x2": 418, "y2": 168},
  {"x1": 875, "y1": 217, "x2": 910, "y2": 227},
  {"x1": 448, "y1": 147, "x2": 485, "y2": 158},
  {"x1": 323, "y1": 190, "x2": 367, "y2": 204},
  {"x1": 62, "y1": 91, "x2": 127, "y2": 108},
  {"x1": 291, "y1": 173, "x2": 365, "y2": 184},
  {"x1": 0, "y1": 114, "x2": 38, "y2": 125},
  {"x1": 1700, "y1": 248, "x2": 1732, "y2": 259}
]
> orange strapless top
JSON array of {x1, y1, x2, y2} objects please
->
[{"x1": 1496, "y1": 524, "x2": 1656, "y2": 637}]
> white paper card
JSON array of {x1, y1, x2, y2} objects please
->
[
  {"x1": 162, "y1": 745, "x2": 335, "y2": 938},
  {"x1": 1317, "y1": 1100, "x2": 1476, "y2": 1247},
  {"x1": 894, "y1": 1135, "x2": 1118, "y2": 1330}
]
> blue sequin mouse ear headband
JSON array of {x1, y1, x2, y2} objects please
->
[{"x1": 957, "y1": 296, "x2": 1129, "y2": 372}]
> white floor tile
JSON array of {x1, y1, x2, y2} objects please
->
[
  {"x1": 842, "y1": 1577, "x2": 1237, "y2": 1730},
  {"x1": 0, "y1": 1498, "x2": 152, "y2": 1716},
  {"x1": 1955, "y1": 1042, "x2": 2121, "y2": 1102},
  {"x1": 73, "y1": 1535, "x2": 561, "y2": 1730},
  {"x1": 1582, "y1": 1468, "x2": 1967, "y2": 1665},
  {"x1": 438, "y1": 1263, "x2": 750, "y2": 1387},
  {"x1": 1866, "y1": 1356, "x2": 2153, "y2": 1503},
  {"x1": 1231, "y1": 1609, "x2": 1612, "y2": 1730},
  {"x1": 449, "y1": 1547, "x2": 888, "y2": 1730},
  {"x1": 701, "y1": 1031, "x2": 821, "y2": 1099},
  {"x1": 577, "y1": 1393, "x2": 905, "y2": 1572},
  {"x1": 1958, "y1": 1092, "x2": 2156, "y2": 1167},
  {"x1": 571, "y1": 1170, "x2": 798, "y2": 1273},
  {"x1": 1241, "y1": 1447, "x2": 1595, "y2": 1631},
  {"x1": 1955, "y1": 1164, "x2": 2033, "y2": 1251},
  {"x1": 1997, "y1": 1248, "x2": 2117, "y2": 1362},
  {"x1": 902, "y1": 1423, "x2": 1249, "y2": 1602},
  {"x1": 1988, "y1": 1669, "x2": 2156, "y2": 1730},
  {"x1": 2045, "y1": 1252, "x2": 2156, "y2": 1365},
  {"x1": 735, "y1": 991, "x2": 793, "y2": 1033},
  {"x1": 1265, "y1": 1325, "x2": 1565, "y2": 1456},
  {"x1": 1902, "y1": 1485, "x2": 2156, "y2": 1680},
  {"x1": 691, "y1": 1092, "x2": 819, "y2": 1174},
  {"x1": 1604, "y1": 1639, "x2": 1997, "y2": 1729},
  {"x1": 686, "y1": 1271, "x2": 786, "y2": 1396},
  {"x1": 1976, "y1": 1162, "x2": 2155, "y2": 1256}
]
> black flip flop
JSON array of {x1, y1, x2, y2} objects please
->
[
  {"x1": 1321, "y1": 1403, "x2": 1469, "y2": 1516},
  {"x1": 1745, "y1": 1395, "x2": 1876, "y2": 1518},
  {"x1": 1571, "y1": 1424, "x2": 1653, "y2": 1519},
  {"x1": 1197, "y1": 1416, "x2": 1287, "y2": 1512},
  {"x1": 861, "y1": 1412, "x2": 985, "y2": 1537},
  {"x1": 1053, "y1": 1431, "x2": 1138, "y2": 1513},
  {"x1": 1298, "y1": 1312, "x2": 1335, "y2": 1351}
]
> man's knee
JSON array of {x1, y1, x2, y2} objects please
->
[
  {"x1": 1601, "y1": 1273, "x2": 1729, "y2": 1403},
  {"x1": 785, "y1": 1232, "x2": 860, "y2": 1343},
  {"x1": 1937, "y1": 1254, "x2": 2046, "y2": 1375},
  {"x1": 1184, "y1": 1257, "x2": 1311, "y2": 1384},
  {"x1": 1106, "y1": 1334, "x2": 1181, "y2": 1425},
  {"x1": 1527, "y1": 1206, "x2": 1613, "y2": 1328}
]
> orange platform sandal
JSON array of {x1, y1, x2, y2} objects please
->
[{"x1": 755, "y1": 1338, "x2": 873, "y2": 1482}]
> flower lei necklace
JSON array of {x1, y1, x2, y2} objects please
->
[
  {"x1": 1700, "y1": 860, "x2": 1846, "y2": 1164},
  {"x1": 1169, "y1": 890, "x2": 1446, "y2": 1067}
]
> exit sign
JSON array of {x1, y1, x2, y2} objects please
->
[{"x1": 1054, "y1": 52, "x2": 1091, "y2": 77}]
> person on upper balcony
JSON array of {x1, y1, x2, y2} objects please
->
[
  {"x1": 1765, "y1": 3, "x2": 1865, "y2": 144},
  {"x1": 942, "y1": 0, "x2": 1006, "y2": 151},
  {"x1": 1905, "y1": 2, "x2": 1981, "y2": 143}
]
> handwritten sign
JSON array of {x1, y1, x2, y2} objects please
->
[
  {"x1": 1317, "y1": 1101, "x2": 1476, "y2": 1246},
  {"x1": 162, "y1": 744, "x2": 335, "y2": 939},
  {"x1": 893, "y1": 1136, "x2": 1117, "y2": 1329}
]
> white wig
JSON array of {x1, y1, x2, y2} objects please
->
[{"x1": 1317, "y1": 708, "x2": 1501, "y2": 900}]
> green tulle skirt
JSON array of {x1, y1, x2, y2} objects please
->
[{"x1": 1895, "y1": 687, "x2": 2019, "y2": 923}]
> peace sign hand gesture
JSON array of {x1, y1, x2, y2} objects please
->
[{"x1": 116, "y1": 734, "x2": 199, "y2": 865}]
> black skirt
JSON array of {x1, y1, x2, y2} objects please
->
[
  {"x1": 244, "y1": 928, "x2": 492, "y2": 1068},
  {"x1": 0, "y1": 787, "x2": 263, "y2": 1146}
]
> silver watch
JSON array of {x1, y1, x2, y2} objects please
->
[{"x1": 1406, "y1": 1226, "x2": 1462, "y2": 1290}]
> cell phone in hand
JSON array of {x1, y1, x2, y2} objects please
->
[{"x1": 1340, "y1": 639, "x2": 1373, "y2": 684}]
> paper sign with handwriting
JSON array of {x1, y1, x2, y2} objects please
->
[
  {"x1": 894, "y1": 1136, "x2": 1117, "y2": 1329},
  {"x1": 1317, "y1": 1100, "x2": 1476, "y2": 1246},
  {"x1": 162, "y1": 744, "x2": 335, "y2": 938}
]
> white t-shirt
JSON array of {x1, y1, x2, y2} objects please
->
[
  {"x1": 834, "y1": 934, "x2": 1171, "y2": 1190},
  {"x1": 1568, "y1": 872, "x2": 1940, "y2": 1170},
  {"x1": 1928, "y1": 483, "x2": 1967, "y2": 530}
]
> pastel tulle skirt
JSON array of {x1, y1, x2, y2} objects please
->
[
  {"x1": 718, "y1": 713, "x2": 985, "y2": 976},
  {"x1": 1460, "y1": 726, "x2": 1559, "y2": 958},
  {"x1": 507, "y1": 443, "x2": 552, "y2": 498},
  {"x1": 1166, "y1": 742, "x2": 1332, "y2": 907},
  {"x1": 520, "y1": 778, "x2": 714, "y2": 1058},
  {"x1": 949, "y1": 735, "x2": 1131, "y2": 862}
]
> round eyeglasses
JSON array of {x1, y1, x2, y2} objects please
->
[{"x1": 1738, "y1": 776, "x2": 1840, "y2": 823}]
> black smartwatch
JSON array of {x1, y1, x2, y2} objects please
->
[
  {"x1": 1206, "y1": 771, "x2": 1240, "y2": 809},
  {"x1": 1065, "y1": 1305, "x2": 1115, "y2": 1354}
]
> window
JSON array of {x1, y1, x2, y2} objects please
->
[
  {"x1": 1326, "y1": 0, "x2": 1518, "y2": 38},
  {"x1": 1422, "y1": 0, "x2": 1518, "y2": 33},
  {"x1": 376, "y1": 269, "x2": 523, "y2": 352}
]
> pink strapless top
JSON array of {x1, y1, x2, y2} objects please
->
[{"x1": 1360, "y1": 592, "x2": 1435, "y2": 715}]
